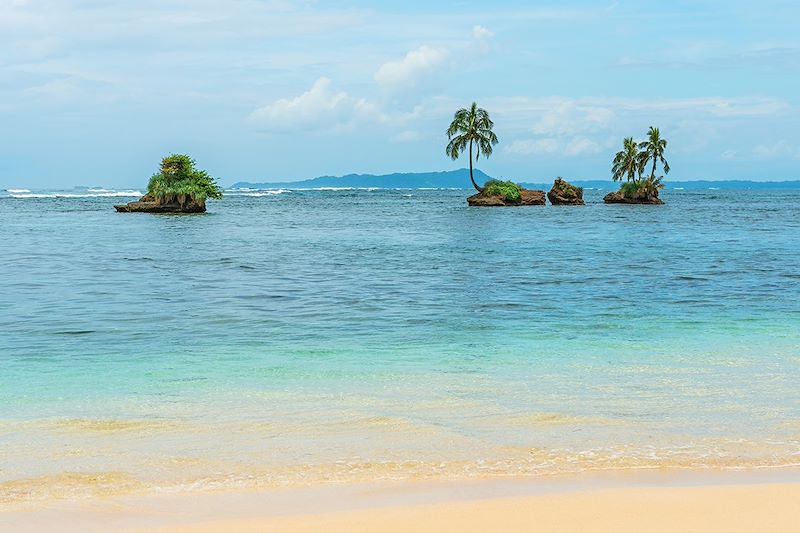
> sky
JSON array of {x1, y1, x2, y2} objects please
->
[{"x1": 1, "y1": 0, "x2": 799, "y2": 188}]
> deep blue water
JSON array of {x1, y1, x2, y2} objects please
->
[{"x1": 1, "y1": 188, "x2": 799, "y2": 500}]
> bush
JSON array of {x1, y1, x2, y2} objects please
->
[
  {"x1": 555, "y1": 177, "x2": 583, "y2": 197},
  {"x1": 620, "y1": 176, "x2": 664, "y2": 199},
  {"x1": 639, "y1": 175, "x2": 664, "y2": 197},
  {"x1": 147, "y1": 154, "x2": 223, "y2": 203},
  {"x1": 620, "y1": 181, "x2": 639, "y2": 198},
  {"x1": 483, "y1": 179, "x2": 522, "y2": 202}
]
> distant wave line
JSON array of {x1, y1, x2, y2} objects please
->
[
  {"x1": 225, "y1": 187, "x2": 466, "y2": 192},
  {"x1": 8, "y1": 191, "x2": 142, "y2": 198}
]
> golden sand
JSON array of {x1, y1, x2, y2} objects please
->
[
  {"x1": 130, "y1": 482, "x2": 800, "y2": 533},
  {"x1": 3, "y1": 473, "x2": 799, "y2": 533}
]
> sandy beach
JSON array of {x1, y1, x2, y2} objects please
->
[
  {"x1": 142, "y1": 483, "x2": 800, "y2": 533},
  {"x1": 3, "y1": 470, "x2": 799, "y2": 533}
]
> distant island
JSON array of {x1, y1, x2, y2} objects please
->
[
  {"x1": 231, "y1": 170, "x2": 800, "y2": 191},
  {"x1": 231, "y1": 169, "x2": 494, "y2": 190}
]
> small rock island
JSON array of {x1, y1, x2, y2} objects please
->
[
  {"x1": 467, "y1": 180, "x2": 545, "y2": 206},
  {"x1": 115, "y1": 154, "x2": 222, "y2": 213},
  {"x1": 603, "y1": 187, "x2": 664, "y2": 204},
  {"x1": 547, "y1": 177, "x2": 584, "y2": 205}
]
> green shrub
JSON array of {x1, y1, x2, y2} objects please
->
[
  {"x1": 639, "y1": 175, "x2": 664, "y2": 197},
  {"x1": 555, "y1": 177, "x2": 583, "y2": 197},
  {"x1": 620, "y1": 181, "x2": 639, "y2": 198},
  {"x1": 147, "y1": 154, "x2": 223, "y2": 203},
  {"x1": 483, "y1": 179, "x2": 522, "y2": 202},
  {"x1": 619, "y1": 176, "x2": 663, "y2": 199}
]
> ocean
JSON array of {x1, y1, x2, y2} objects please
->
[{"x1": 1, "y1": 187, "x2": 799, "y2": 503}]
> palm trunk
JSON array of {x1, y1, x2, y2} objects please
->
[
  {"x1": 469, "y1": 140, "x2": 482, "y2": 192},
  {"x1": 651, "y1": 157, "x2": 657, "y2": 179}
]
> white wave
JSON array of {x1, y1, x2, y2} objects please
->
[
  {"x1": 10, "y1": 190, "x2": 142, "y2": 199},
  {"x1": 708, "y1": 187, "x2": 720, "y2": 190},
  {"x1": 5, "y1": 188, "x2": 31, "y2": 193},
  {"x1": 673, "y1": 187, "x2": 685, "y2": 190},
  {"x1": 300, "y1": 187, "x2": 387, "y2": 191},
  {"x1": 226, "y1": 189, "x2": 290, "y2": 196},
  {"x1": 87, "y1": 188, "x2": 113, "y2": 193}
]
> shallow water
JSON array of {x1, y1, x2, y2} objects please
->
[{"x1": 1, "y1": 188, "x2": 799, "y2": 502}]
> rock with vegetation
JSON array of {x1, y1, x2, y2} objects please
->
[
  {"x1": 444, "y1": 102, "x2": 544, "y2": 206},
  {"x1": 115, "y1": 154, "x2": 222, "y2": 213},
  {"x1": 605, "y1": 127, "x2": 669, "y2": 205},
  {"x1": 603, "y1": 177, "x2": 665, "y2": 204},
  {"x1": 547, "y1": 177, "x2": 584, "y2": 205},
  {"x1": 114, "y1": 193, "x2": 207, "y2": 213},
  {"x1": 467, "y1": 179, "x2": 545, "y2": 206}
]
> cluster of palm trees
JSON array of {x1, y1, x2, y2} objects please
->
[
  {"x1": 612, "y1": 127, "x2": 670, "y2": 189},
  {"x1": 446, "y1": 102, "x2": 669, "y2": 199}
]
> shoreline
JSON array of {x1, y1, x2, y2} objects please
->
[{"x1": 3, "y1": 467, "x2": 799, "y2": 532}]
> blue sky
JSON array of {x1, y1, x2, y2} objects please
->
[{"x1": 1, "y1": 0, "x2": 798, "y2": 188}]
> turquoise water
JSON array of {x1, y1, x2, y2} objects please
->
[{"x1": 1, "y1": 188, "x2": 799, "y2": 502}]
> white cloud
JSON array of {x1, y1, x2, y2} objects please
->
[
  {"x1": 249, "y1": 77, "x2": 381, "y2": 132},
  {"x1": 472, "y1": 25, "x2": 494, "y2": 40},
  {"x1": 374, "y1": 45, "x2": 450, "y2": 89},
  {"x1": 507, "y1": 137, "x2": 602, "y2": 156},
  {"x1": 532, "y1": 101, "x2": 615, "y2": 136},
  {"x1": 753, "y1": 140, "x2": 800, "y2": 159},
  {"x1": 500, "y1": 100, "x2": 610, "y2": 157},
  {"x1": 24, "y1": 78, "x2": 79, "y2": 98},
  {"x1": 564, "y1": 137, "x2": 602, "y2": 156},
  {"x1": 472, "y1": 25, "x2": 494, "y2": 53},
  {"x1": 487, "y1": 95, "x2": 794, "y2": 160},
  {"x1": 506, "y1": 138, "x2": 559, "y2": 155},
  {"x1": 391, "y1": 130, "x2": 421, "y2": 143},
  {"x1": 487, "y1": 96, "x2": 788, "y2": 123},
  {"x1": 720, "y1": 149, "x2": 737, "y2": 160},
  {"x1": 372, "y1": 27, "x2": 494, "y2": 92},
  {"x1": 614, "y1": 97, "x2": 788, "y2": 117}
]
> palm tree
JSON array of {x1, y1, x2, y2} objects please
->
[
  {"x1": 612, "y1": 137, "x2": 643, "y2": 183},
  {"x1": 638, "y1": 127, "x2": 670, "y2": 179},
  {"x1": 446, "y1": 102, "x2": 499, "y2": 192}
]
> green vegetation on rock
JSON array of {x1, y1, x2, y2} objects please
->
[
  {"x1": 483, "y1": 179, "x2": 522, "y2": 202},
  {"x1": 554, "y1": 177, "x2": 583, "y2": 197},
  {"x1": 147, "y1": 154, "x2": 223, "y2": 203},
  {"x1": 620, "y1": 176, "x2": 664, "y2": 199}
]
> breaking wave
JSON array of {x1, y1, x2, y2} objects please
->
[{"x1": 7, "y1": 190, "x2": 142, "y2": 199}]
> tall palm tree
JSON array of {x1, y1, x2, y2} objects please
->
[
  {"x1": 612, "y1": 137, "x2": 643, "y2": 183},
  {"x1": 638, "y1": 127, "x2": 670, "y2": 179},
  {"x1": 446, "y1": 102, "x2": 499, "y2": 192}
]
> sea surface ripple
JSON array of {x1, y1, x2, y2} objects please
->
[{"x1": 1, "y1": 188, "x2": 799, "y2": 502}]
